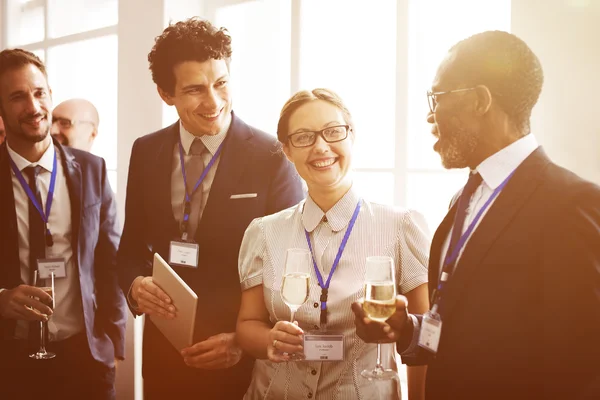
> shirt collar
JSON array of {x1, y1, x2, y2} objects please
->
[
  {"x1": 302, "y1": 186, "x2": 360, "y2": 233},
  {"x1": 179, "y1": 112, "x2": 232, "y2": 156},
  {"x1": 476, "y1": 134, "x2": 539, "y2": 190},
  {"x1": 6, "y1": 140, "x2": 55, "y2": 173}
]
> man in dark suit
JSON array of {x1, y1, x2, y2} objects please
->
[
  {"x1": 0, "y1": 49, "x2": 127, "y2": 400},
  {"x1": 353, "y1": 31, "x2": 600, "y2": 400},
  {"x1": 117, "y1": 18, "x2": 303, "y2": 399}
]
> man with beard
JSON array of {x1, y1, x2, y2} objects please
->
[
  {"x1": 352, "y1": 31, "x2": 600, "y2": 400},
  {"x1": 0, "y1": 49, "x2": 126, "y2": 400},
  {"x1": 51, "y1": 98, "x2": 99, "y2": 152}
]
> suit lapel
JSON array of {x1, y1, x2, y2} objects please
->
[
  {"x1": 156, "y1": 123, "x2": 180, "y2": 234},
  {"x1": 429, "y1": 202, "x2": 458, "y2": 300},
  {"x1": 0, "y1": 144, "x2": 21, "y2": 288},
  {"x1": 195, "y1": 113, "x2": 252, "y2": 243},
  {"x1": 440, "y1": 148, "x2": 552, "y2": 318},
  {"x1": 59, "y1": 143, "x2": 83, "y2": 270}
]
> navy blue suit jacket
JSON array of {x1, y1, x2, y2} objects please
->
[
  {"x1": 402, "y1": 148, "x2": 600, "y2": 400},
  {"x1": 0, "y1": 140, "x2": 127, "y2": 367},
  {"x1": 117, "y1": 113, "x2": 304, "y2": 398}
]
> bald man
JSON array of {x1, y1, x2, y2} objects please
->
[
  {"x1": 0, "y1": 116, "x2": 5, "y2": 145},
  {"x1": 51, "y1": 98, "x2": 99, "y2": 151}
]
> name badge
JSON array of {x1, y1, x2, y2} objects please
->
[
  {"x1": 169, "y1": 240, "x2": 199, "y2": 268},
  {"x1": 418, "y1": 311, "x2": 442, "y2": 354},
  {"x1": 303, "y1": 333, "x2": 344, "y2": 361},
  {"x1": 37, "y1": 258, "x2": 67, "y2": 279}
]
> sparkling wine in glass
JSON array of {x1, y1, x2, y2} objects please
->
[
  {"x1": 361, "y1": 256, "x2": 397, "y2": 380},
  {"x1": 280, "y1": 248, "x2": 311, "y2": 360},
  {"x1": 29, "y1": 271, "x2": 56, "y2": 360}
]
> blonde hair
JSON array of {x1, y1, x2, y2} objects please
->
[{"x1": 276, "y1": 88, "x2": 355, "y2": 144}]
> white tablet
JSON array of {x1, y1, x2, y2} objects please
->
[{"x1": 149, "y1": 253, "x2": 198, "y2": 351}]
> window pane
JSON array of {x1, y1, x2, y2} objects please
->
[
  {"x1": 47, "y1": 0, "x2": 118, "y2": 38},
  {"x1": 406, "y1": 171, "x2": 466, "y2": 232},
  {"x1": 107, "y1": 169, "x2": 117, "y2": 194},
  {"x1": 163, "y1": 103, "x2": 179, "y2": 128},
  {"x1": 300, "y1": 0, "x2": 397, "y2": 169},
  {"x1": 406, "y1": 0, "x2": 511, "y2": 170},
  {"x1": 6, "y1": 0, "x2": 45, "y2": 46},
  {"x1": 31, "y1": 49, "x2": 45, "y2": 63},
  {"x1": 214, "y1": 0, "x2": 291, "y2": 135},
  {"x1": 352, "y1": 171, "x2": 394, "y2": 206},
  {"x1": 47, "y1": 35, "x2": 118, "y2": 171}
]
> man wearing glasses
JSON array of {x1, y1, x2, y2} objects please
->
[
  {"x1": 51, "y1": 98, "x2": 99, "y2": 152},
  {"x1": 353, "y1": 30, "x2": 600, "y2": 399}
]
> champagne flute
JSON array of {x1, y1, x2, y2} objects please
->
[
  {"x1": 29, "y1": 270, "x2": 56, "y2": 360},
  {"x1": 361, "y1": 256, "x2": 397, "y2": 380},
  {"x1": 280, "y1": 248, "x2": 311, "y2": 361}
]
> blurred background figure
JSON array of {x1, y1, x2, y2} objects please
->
[
  {"x1": 0, "y1": 116, "x2": 5, "y2": 145},
  {"x1": 51, "y1": 98, "x2": 99, "y2": 151}
]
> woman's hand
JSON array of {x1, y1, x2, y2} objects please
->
[{"x1": 267, "y1": 320, "x2": 304, "y2": 362}]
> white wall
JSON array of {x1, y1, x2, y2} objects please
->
[{"x1": 512, "y1": 0, "x2": 600, "y2": 184}]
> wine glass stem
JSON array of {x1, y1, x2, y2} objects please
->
[
  {"x1": 376, "y1": 343, "x2": 383, "y2": 371},
  {"x1": 40, "y1": 321, "x2": 47, "y2": 352},
  {"x1": 290, "y1": 309, "x2": 296, "y2": 323}
]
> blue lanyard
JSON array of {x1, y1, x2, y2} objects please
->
[
  {"x1": 177, "y1": 138, "x2": 224, "y2": 240},
  {"x1": 304, "y1": 201, "x2": 361, "y2": 325},
  {"x1": 433, "y1": 171, "x2": 515, "y2": 310},
  {"x1": 9, "y1": 149, "x2": 58, "y2": 247}
]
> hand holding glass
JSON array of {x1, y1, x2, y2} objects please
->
[
  {"x1": 361, "y1": 256, "x2": 397, "y2": 380},
  {"x1": 29, "y1": 270, "x2": 56, "y2": 360},
  {"x1": 280, "y1": 248, "x2": 311, "y2": 361}
]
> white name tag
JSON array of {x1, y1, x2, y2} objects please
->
[
  {"x1": 37, "y1": 258, "x2": 67, "y2": 279},
  {"x1": 418, "y1": 312, "x2": 442, "y2": 354},
  {"x1": 169, "y1": 241, "x2": 199, "y2": 268},
  {"x1": 303, "y1": 333, "x2": 344, "y2": 361}
]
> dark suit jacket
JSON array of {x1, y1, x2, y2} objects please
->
[
  {"x1": 0, "y1": 140, "x2": 127, "y2": 367},
  {"x1": 117, "y1": 113, "x2": 304, "y2": 399},
  {"x1": 402, "y1": 148, "x2": 600, "y2": 400}
]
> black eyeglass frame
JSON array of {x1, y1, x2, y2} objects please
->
[
  {"x1": 426, "y1": 87, "x2": 477, "y2": 113},
  {"x1": 287, "y1": 124, "x2": 351, "y2": 148}
]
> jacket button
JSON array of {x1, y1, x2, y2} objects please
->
[{"x1": 311, "y1": 369, "x2": 317, "y2": 375}]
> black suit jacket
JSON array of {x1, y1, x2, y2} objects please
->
[
  {"x1": 117, "y1": 113, "x2": 304, "y2": 398},
  {"x1": 403, "y1": 148, "x2": 600, "y2": 400},
  {"x1": 0, "y1": 140, "x2": 127, "y2": 367}
]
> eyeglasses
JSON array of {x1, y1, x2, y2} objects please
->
[
  {"x1": 287, "y1": 124, "x2": 350, "y2": 148},
  {"x1": 427, "y1": 87, "x2": 477, "y2": 113},
  {"x1": 51, "y1": 116, "x2": 95, "y2": 129}
]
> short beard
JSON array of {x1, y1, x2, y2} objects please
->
[{"x1": 438, "y1": 124, "x2": 479, "y2": 169}]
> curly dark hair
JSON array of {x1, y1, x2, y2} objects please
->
[
  {"x1": 448, "y1": 30, "x2": 544, "y2": 134},
  {"x1": 148, "y1": 17, "x2": 232, "y2": 95},
  {"x1": 0, "y1": 48, "x2": 47, "y2": 80}
]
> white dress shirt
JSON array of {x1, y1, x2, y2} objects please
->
[
  {"x1": 439, "y1": 134, "x2": 540, "y2": 271},
  {"x1": 239, "y1": 187, "x2": 429, "y2": 400},
  {"x1": 6, "y1": 141, "x2": 85, "y2": 341}
]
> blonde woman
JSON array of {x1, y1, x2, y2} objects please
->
[{"x1": 236, "y1": 89, "x2": 430, "y2": 399}]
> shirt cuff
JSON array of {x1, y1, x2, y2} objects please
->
[
  {"x1": 126, "y1": 282, "x2": 142, "y2": 315},
  {"x1": 399, "y1": 314, "x2": 420, "y2": 356}
]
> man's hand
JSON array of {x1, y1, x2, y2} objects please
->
[
  {"x1": 0, "y1": 285, "x2": 53, "y2": 321},
  {"x1": 180, "y1": 332, "x2": 243, "y2": 370},
  {"x1": 130, "y1": 276, "x2": 176, "y2": 319},
  {"x1": 352, "y1": 295, "x2": 411, "y2": 343}
]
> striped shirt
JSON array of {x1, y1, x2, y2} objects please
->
[{"x1": 238, "y1": 187, "x2": 430, "y2": 400}]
